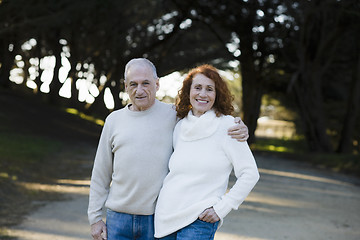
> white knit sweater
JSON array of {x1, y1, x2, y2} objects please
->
[
  {"x1": 88, "y1": 100, "x2": 177, "y2": 225},
  {"x1": 154, "y1": 110, "x2": 260, "y2": 237}
]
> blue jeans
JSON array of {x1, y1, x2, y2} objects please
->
[
  {"x1": 157, "y1": 219, "x2": 219, "y2": 240},
  {"x1": 106, "y1": 209, "x2": 155, "y2": 240}
]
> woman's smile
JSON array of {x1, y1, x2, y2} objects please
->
[{"x1": 190, "y1": 74, "x2": 216, "y2": 117}]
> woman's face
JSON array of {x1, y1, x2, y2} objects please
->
[{"x1": 189, "y1": 73, "x2": 216, "y2": 117}]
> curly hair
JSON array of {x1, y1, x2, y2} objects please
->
[{"x1": 176, "y1": 64, "x2": 234, "y2": 119}]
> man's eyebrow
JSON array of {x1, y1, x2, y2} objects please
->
[{"x1": 129, "y1": 79, "x2": 151, "y2": 84}]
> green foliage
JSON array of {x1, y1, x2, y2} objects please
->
[
  {"x1": 252, "y1": 137, "x2": 360, "y2": 176},
  {"x1": 260, "y1": 94, "x2": 298, "y2": 121},
  {"x1": 251, "y1": 137, "x2": 307, "y2": 154},
  {"x1": 221, "y1": 70, "x2": 243, "y2": 115},
  {"x1": 0, "y1": 0, "x2": 358, "y2": 153},
  {"x1": 310, "y1": 153, "x2": 360, "y2": 175},
  {"x1": 65, "y1": 108, "x2": 104, "y2": 126},
  {"x1": 0, "y1": 133, "x2": 62, "y2": 180}
]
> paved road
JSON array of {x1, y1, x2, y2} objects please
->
[{"x1": 8, "y1": 155, "x2": 360, "y2": 240}]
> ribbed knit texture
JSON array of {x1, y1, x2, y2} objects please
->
[
  {"x1": 88, "y1": 100, "x2": 177, "y2": 225},
  {"x1": 154, "y1": 110, "x2": 260, "y2": 238}
]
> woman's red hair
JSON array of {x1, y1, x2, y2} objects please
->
[{"x1": 176, "y1": 64, "x2": 234, "y2": 119}]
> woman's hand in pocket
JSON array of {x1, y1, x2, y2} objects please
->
[{"x1": 198, "y1": 207, "x2": 220, "y2": 223}]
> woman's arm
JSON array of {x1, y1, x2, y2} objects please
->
[{"x1": 213, "y1": 131, "x2": 260, "y2": 220}]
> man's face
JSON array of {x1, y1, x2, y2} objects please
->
[{"x1": 125, "y1": 65, "x2": 159, "y2": 111}]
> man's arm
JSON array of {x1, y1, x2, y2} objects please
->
[
  {"x1": 88, "y1": 119, "x2": 113, "y2": 238},
  {"x1": 228, "y1": 117, "x2": 249, "y2": 142}
]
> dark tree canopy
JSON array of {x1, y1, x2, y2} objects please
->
[{"x1": 0, "y1": 0, "x2": 359, "y2": 153}]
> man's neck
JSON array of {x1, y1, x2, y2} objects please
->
[{"x1": 128, "y1": 102, "x2": 156, "y2": 112}]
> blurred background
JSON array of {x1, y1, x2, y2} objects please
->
[{"x1": 0, "y1": 0, "x2": 359, "y2": 237}]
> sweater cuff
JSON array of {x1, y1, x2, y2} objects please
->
[
  {"x1": 213, "y1": 200, "x2": 233, "y2": 220},
  {"x1": 88, "y1": 212, "x2": 103, "y2": 226}
]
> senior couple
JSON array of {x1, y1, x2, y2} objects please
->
[{"x1": 88, "y1": 58, "x2": 260, "y2": 240}]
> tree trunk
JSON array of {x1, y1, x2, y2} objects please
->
[
  {"x1": 241, "y1": 60, "x2": 262, "y2": 144},
  {"x1": 337, "y1": 54, "x2": 360, "y2": 153},
  {"x1": 287, "y1": 0, "x2": 340, "y2": 153},
  {"x1": 109, "y1": 83, "x2": 123, "y2": 111},
  {"x1": 109, "y1": 70, "x2": 124, "y2": 111},
  {"x1": 48, "y1": 38, "x2": 63, "y2": 105},
  {"x1": 0, "y1": 42, "x2": 18, "y2": 88},
  {"x1": 67, "y1": 60, "x2": 82, "y2": 109},
  {"x1": 86, "y1": 79, "x2": 111, "y2": 118},
  {"x1": 292, "y1": 69, "x2": 332, "y2": 152},
  {"x1": 34, "y1": 37, "x2": 44, "y2": 94},
  {"x1": 238, "y1": 27, "x2": 263, "y2": 144},
  {"x1": 22, "y1": 55, "x2": 30, "y2": 87}
]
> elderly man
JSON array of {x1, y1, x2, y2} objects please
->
[{"x1": 88, "y1": 58, "x2": 249, "y2": 240}]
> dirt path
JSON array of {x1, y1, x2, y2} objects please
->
[{"x1": 6, "y1": 154, "x2": 360, "y2": 240}]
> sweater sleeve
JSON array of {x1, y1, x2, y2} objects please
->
[
  {"x1": 87, "y1": 117, "x2": 114, "y2": 225},
  {"x1": 212, "y1": 118, "x2": 260, "y2": 220}
]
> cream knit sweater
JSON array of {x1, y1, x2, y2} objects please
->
[
  {"x1": 154, "y1": 110, "x2": 260, "y2": 237},
  {"x1": 88, "y1": 100, "x2": 177, "y2": 225}
]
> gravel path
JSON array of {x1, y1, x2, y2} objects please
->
[{"x1": 7, "y1": 154, "x2": 360, "y2": 240}]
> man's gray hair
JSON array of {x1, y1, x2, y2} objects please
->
[{"x1": 124, "y1": 58, "x2": 158, "y2": 81}]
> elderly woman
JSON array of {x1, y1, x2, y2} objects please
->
[{"x1": 154, "y1": 64, "x2": 260, "y2": 239}]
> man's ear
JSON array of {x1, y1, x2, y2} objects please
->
[
  {"x1": 124, "y1": 81, "x2": 128, "y2": 92},
  {"x1": 156, "y1": 78, "x2": 160, "y2": 91}
]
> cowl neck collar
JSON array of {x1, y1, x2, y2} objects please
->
[{"x1": 180, "y1": 109, "x2": 220, "y2": 141}]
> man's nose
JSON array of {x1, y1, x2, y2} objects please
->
[{"x1": 136, "y1": 85, "x2": 144, "y2": 93}]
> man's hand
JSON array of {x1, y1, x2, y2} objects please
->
[
  {"x1": 198, "y1": 207, "x2": 220, "y2": 223},
  {"x1": 91, "y1": 220, "x2": 107, "y2": 240},
  {"x1": 228, "y1": 117, "x2": 249, "y2": 141}
]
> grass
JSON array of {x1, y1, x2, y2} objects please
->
[
  {"x1": 65, "y1": 108, "x2": 104, "y2": 126},
  {"x1": 310, "y1": 153, "x2": 360, "y2": 175},
  {"x1": 0, "y1": 89, "x2": 101, "y2": 236},
  {"x1": 0, "y1": 229, "x2": 16, "y2": 240},
  {"x1": 251, "y1": 137, "x2": 307, "y2": 153},
  {"x1": 0, "y1": 131, "x2": 65, "y2": 233},
  {"x1": 251, "y1": 137, "x2": 360, "y2": 176},
  {"x1": 0, "y1": 132, "x2": 63, "y2": 181}
]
